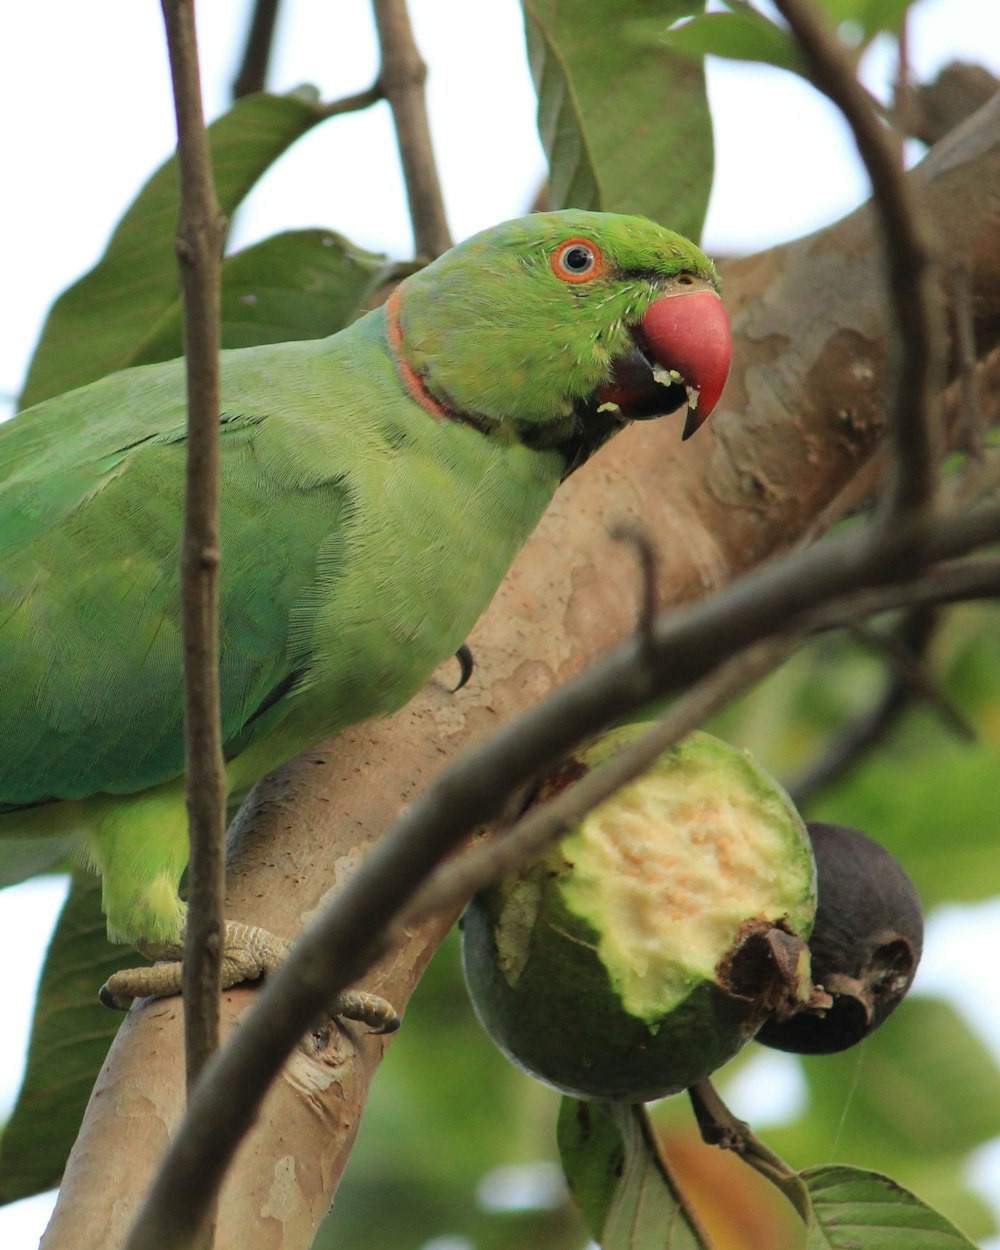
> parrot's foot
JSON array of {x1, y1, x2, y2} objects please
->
[{"x1": 99, "y1": 920, "x2": 400, "y2": 1033}]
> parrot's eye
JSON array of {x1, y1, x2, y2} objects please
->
[{"x1": 551, "y1": 238, "x2": 604, "y2": 284}]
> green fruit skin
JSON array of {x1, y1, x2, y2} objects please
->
[
  {"x1": 462, "y1": 876, "x2": 762, "y2": 1103},
  {"x1": 461, "y1": 729, "x2": 817, "y2": 1103}
]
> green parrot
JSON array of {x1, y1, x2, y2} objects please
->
[{"x1": 0, "y1": 210, "x2": 731, "y2": 1016}]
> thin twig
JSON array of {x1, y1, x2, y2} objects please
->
[
  {"x1": 772, "y1": 0, "x2": 944, "y2": 530},
  {"x1": 611, "y1": 521, "x2": 660, "y2": 654},
  {"x1": 788, "y1": 608, "x2": 952, "y2": 806},
  {"x1": 951, "y1": 257, "x2": 986, "y2": 458},
  {"x1": 160, "y1": 0, "x2": 228, "y2": 1099},
  {"x1": 371, "y1": 0, "x2": 452, "y2": 257},
  {"x1": 848, "y1": 617, "x2": 975, "y2": 739},
  {"x1": 403, "y1": 639, "x2": 796, "y2": 930},
  {"x1": 689, "y1": 1079, "x2": 812, "y2": 1225},
  {"x1": 120, "y1": 499, "x2": 1000, "y2": 1250},
  {"x1": 318, "y1": 83, "x2": 385, "y2": 119},
  {"x1": 232, "y1": 0, "x2": 281, "y2": 99}
]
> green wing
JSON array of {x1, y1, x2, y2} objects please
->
[{"x1": 0, "y1": 340, "x2": 356, "y2": 809}]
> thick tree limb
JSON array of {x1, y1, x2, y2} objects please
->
[
  {"x1": 160, "y1": 0, "x2": 228, "y2": 1097},
  {"x1": 42, "y1": 90, "x2": 1000, "y2": 1250}
]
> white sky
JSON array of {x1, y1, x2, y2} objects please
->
[{"x1": 1, "y1": 1, "x2": 999, "y2": 1246}]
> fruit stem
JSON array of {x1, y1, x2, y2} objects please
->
[{"x1": 688, "y1": 1079, "x2": 813, "y2": 1225}]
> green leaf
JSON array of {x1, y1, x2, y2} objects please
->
[
  {"x1": 133, "y1": 229, "x2": 389, "y2": 366},
  {"x1": 19, "y1": 90, "x2": 328, "y2": 409},
  {"x1": 558, "y1": 1099, "x2": 712, "y2": 1248},
  {"x1": 522, "y1": 0, "x2": 714, "y2": 241},
  {"x1": 0, "y1": 836, "x2": 73, "y2": 891},
  {"x1": 0, "y1": 870, "x2": 131, "y2": 1203},
  {"x1": 803, "y1": 998, "x2": 1000, "y2": 1163},
  {"x1": 803, "y1": 1165, "x2": 978, "y2": 1248},
  {"x1": 659, "y1": 11, "x2": 804, "y2": 74}
]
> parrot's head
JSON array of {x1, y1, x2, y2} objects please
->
[{"x1": 388, "y1": 210, "x2": 732, "y2": 475}]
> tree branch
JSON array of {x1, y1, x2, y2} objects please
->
[
  {"x1": 232, "y1": 0, "x2": 281, "y2": 99},
  {"x1": 159, "y1": 0, "x2": 227, "y2": 1097},
  {"x1": 789, "y1": 608, "x2": 943, "y2": 806},
  {"x1": 43, "y1": 90, "x2": 1000, "y2": 1250},
  {"x1": 371, "y1": 0, "x2": 452, "y2": 256},
  {"x1": 772, "y1": 0, "x2": 944, "y2": 531},
  {"x1": 403, "y1": 639, "x2": 797, "y2": 930}
]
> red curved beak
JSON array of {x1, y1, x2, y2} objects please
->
[{"x1": 639, "y1": 289, "x2": 732, "y2": 439}]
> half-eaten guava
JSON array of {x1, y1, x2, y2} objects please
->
[{"x1": 462, "y1": 728, "x2": 819, "y2": 1102}]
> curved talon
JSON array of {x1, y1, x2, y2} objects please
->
[{"x1": 452, "y1": 644, "x2": 475, "y2": 692}]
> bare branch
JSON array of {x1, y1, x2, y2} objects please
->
[
  {"x1": 371, "y1": 0, "x2": 452, "y2": 257},
  {"x1": 951, "y1": 258, "x2": 986, "y2": 458},
  {"x1": 403, "y1": 639, "x2": 796, "y2": 929},
  {"x1": 318, "y1": 83, "x2": 385, "y2": 119},
  {"x1": 789, "y1": 608, "x2": 944, "y2": 806},
  {"x1": 232, "y1": 0, "x2": 281, "y2": 99},
  {"x1": 772, "y1": 0, "x2": 944, "y2": 528},
  {"x1": 159, "y1": 0, "x2": 227, "y2": 1096}
]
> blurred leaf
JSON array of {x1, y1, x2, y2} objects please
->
[
  {"x1": 817, "y1": 0, "x2": 916, "y2": 40},
  {"x1": 0, "y1": 870, "x2": 130, "y2": 1203},
  {"x1": 0, "y1": 836, "x2": 73, "y2": 891},
  {"x1": 133, "y1": 229, "x2": 389, "y2": 365},
  {"x1": 708, "y1": 605, "x2": 1000, "y2": 907},
  {"x1": 558, "y1": 1097, "x2": 627, "y2": 1241},
  {"x1": 19, "y1": 90, "x2": 327, "y2": 409},
  {"x1": 803, "y1": 1165, "x2": 977, "y2": 1248},
  {"x1": 809, "y1": 739, "x2": 1000, "y2": 906},
  {"x1": 658, "y1": 11, "x2": 804, "y2": 74},
  {"x1": 558, "y1": 1099, "x2": 712, "y2": 1248},
  {"x1": 522, "y1": 0, "x2": 714, "y2": 240}
]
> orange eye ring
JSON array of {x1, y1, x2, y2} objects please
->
[{"x1": 550, "y1": 237, "x2": 604, "y2": 284}]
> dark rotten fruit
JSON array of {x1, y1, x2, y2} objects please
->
[
  {"x1": 756, "y1": 822, "x2": 924, "y2": 1055},
  {"x1": 462, "y1": 729, "x2": 819, "y2": 1102}
]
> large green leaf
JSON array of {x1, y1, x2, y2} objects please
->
[
  {"x1": 0, "y1": 870, "x2": 131, "y2": 1203},
  {"x1": 558, "y1": 1099, "x2": 712, "y2": 1248},
  {"x1": 522, "y1": 1, "x2": 714, "y2": 241},
  {"x1": 804, "y1": 1165, "x2": 977, "y2": 1249},
  {"x1": 19, "y1": 90, "x2": 328, "y2": 409},
  {"x1": 133, "y1": 229, "x2": 390, "y2": 366}
]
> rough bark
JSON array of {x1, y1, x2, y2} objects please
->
[{"x1": 41, "y1": 93, "x2": 1000, "y2": 1250}]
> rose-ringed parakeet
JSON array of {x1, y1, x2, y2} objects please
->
[{"x1": 0, "y1": 210, "x2": 731, "y2": 1017}]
